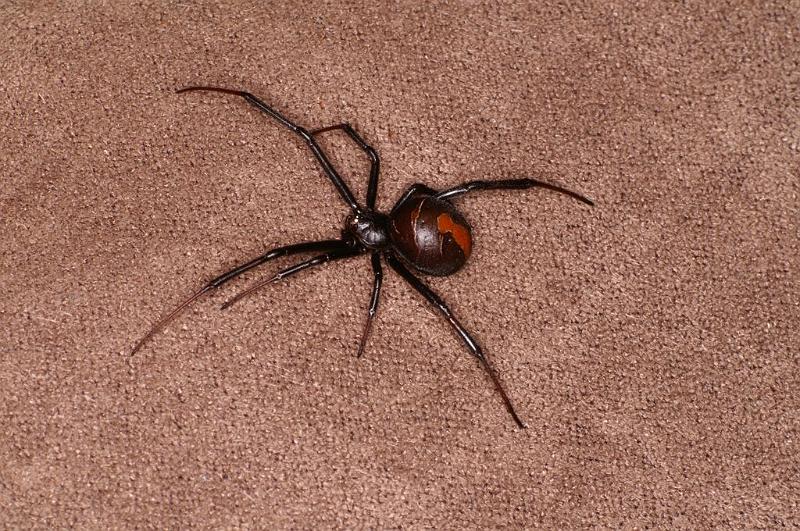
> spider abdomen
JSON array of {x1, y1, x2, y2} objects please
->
[{"x1": 389, "y1": 190, "x2": 473, "y2": 276}]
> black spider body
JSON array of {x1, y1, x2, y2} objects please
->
[
  {"x1": 389, "y1": 185, "x2": 473, "y2": 276},
  {"x1": 131, "y1": 86, "x2": 594, "y2": 428},
  {"x1": 345, "y1": 211, "x2": 390, "y2": 250}
]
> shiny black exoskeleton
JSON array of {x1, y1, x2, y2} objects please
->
[
  {"x1": 131, "y1": 86, "x2": 594, "y2": 428},
  {"x1": 345, "y1": 211, "x2": 390, "y2": 250}
]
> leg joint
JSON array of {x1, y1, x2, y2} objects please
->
[{"x1": 296, "y1": 127, "x2": 314, "y2": 143}]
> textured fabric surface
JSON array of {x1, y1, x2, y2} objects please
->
[{"x1": 2, "y1": 1, "x2": 798, "y2": 528}]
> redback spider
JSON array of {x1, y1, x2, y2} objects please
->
[{"x1": 131, "y1": 86, "x2": 594, "y2": 428}]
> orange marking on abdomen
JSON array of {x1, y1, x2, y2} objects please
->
[{"x1": 437, "y1": 213, "x2": 472, "y2": 256}]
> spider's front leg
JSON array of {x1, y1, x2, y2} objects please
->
[
  {"x1": 130, "y1": 239, "x2": 347, "y2": 355},
  {"x1": 310, "y1": 123, "x2": 380, "y2": 210},
  {"x1": 177, "y1": 86, "x2": 363, "y2": 212},
  {"x1": 221, "y1": 244, "x2": 362, "y2": 309}
]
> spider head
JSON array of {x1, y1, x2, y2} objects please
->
[{"x1": 345, "y1": 211, "x2": 390, "y2": 250}]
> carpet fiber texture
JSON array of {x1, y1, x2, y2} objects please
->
[{"x1": 1, "y1": 1, "x2": 798, "y2": 528}]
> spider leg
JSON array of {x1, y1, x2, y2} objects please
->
[
  {"x1": 356, "y1": 252, "x2": 383, "y2": 358},
  {"x1": 130, "y1": 239, "x2": 345, "y2": 355},
  {"x1": 389, "y1": 183, "x2": 438, "y2": 216},
  {"x1": 222, "y1": 246, "x2": 362, "y2": 309},
  {"x1": 310, "y1": 123, "x2": 380, "y2": 209},
  {"x1": 385, "y1": 254, "x2": 527, "y2": 428},
  {"x1": 435, "y1": 178, "x2": 594, "y2": 206},
  {"x1": 177, "y1": 86, "x2": 361, "y2": 212}
]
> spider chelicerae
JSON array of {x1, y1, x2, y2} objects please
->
[{"x1": 131, "y1": 86, "x2": 594, "y2": 428}]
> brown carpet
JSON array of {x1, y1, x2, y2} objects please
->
[{"x1": 2, "y1": 1, "x2": 798, "y2": 528}]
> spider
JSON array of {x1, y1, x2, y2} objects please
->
[{"x1": 131, "y1": 85, "x2": 594, "y2": 428}]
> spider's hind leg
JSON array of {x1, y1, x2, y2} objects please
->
[
  {"x1": 436, "y1": 178, "x2": 594, "y2": 206},
  {"x1": 385, "y1": 254, "x2": 527, "y2": 428}
]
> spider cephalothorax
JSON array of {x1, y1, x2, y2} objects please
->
[
  {"x1": 345, "y1": 211, "x2": 390, "y2": 250},
  {"x1": 131, "y1": 86, "x2": 594, "y2": 428}
]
